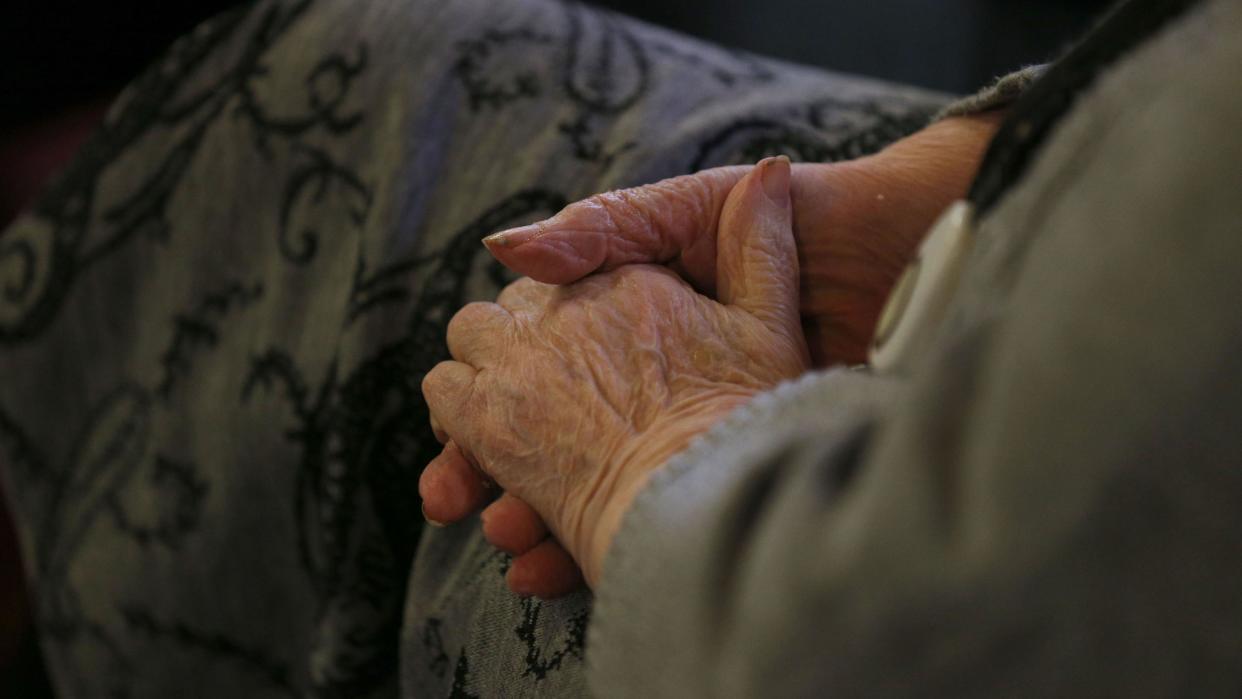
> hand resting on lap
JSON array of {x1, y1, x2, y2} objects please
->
[
  {"x1": 420, "y1": 112, "x2": 1003, "y2": 597},
  {"x1": 422, "y1": 158, "x2": 808, "y2": 588}
]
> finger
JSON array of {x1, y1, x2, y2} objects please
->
[
  {"x1": 422, "y1": 360, "x2": 478, "y2": 448},
  {"x1": 481, "y1": 493, "x2": 549, "y2": 555},
  {"x1": 418, "y1": 442, "x2": 490, "y2": 525},
  {"x1": 429, "y1": 414, "x2": 447, "y2": 444},
  {"x1": 506, "y1": 538, "x2": 586, "y2": 599},
  {"x1": 715, "y1": 156, "x2": 801, "y2": 335},
  {"x1": 482, "y1": 166, "x2": 751, "y2": 290},
  {"x1": 446, "y1": 302, "x2": 512, "y2": 365},
  {"x1": 495, "y1": 276, "x2": 552, "y2": 314}
]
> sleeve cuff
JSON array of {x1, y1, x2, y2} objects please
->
[
  {"x1": 934, "y1": 64, "x2": 1049, "y2": 121},
  {"x1": 587, "y1": 368, "x2": 899, "y2": 697}
]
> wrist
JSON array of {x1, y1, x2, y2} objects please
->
[
  {"x1": 874, "y1": 110, "x2": 1006, "y2": 215},
  {"x1": 796, "y1": 112, "x2": 1005, "y2": 365},
  {"x1": 573, "y1": 392, "x2": 753, "y2": 587}
]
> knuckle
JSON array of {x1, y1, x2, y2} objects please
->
[
  {"x1": 554, "y1": 191, "x2": 628, "y2": 237},
  {"x1": 576, "y1": 190, "x2": 625, "y2": 226},
  {"x1": 597, "y1": 189, "x2": 656, "y2": 240},
  {"x1": 609, "y1": 264, "x2": 645, "y2": 286},
  {"x1": 420, "y1": 363, "x2": 444, "y2": 398},
  {"x1": 655, "y1": 174, "x2": 713, "y2": 219},
  {"x1": 497, "y1": 277, "x2": 544, "y2": 308},
  {"x1": 586, "y1": 173, "x2": 719, "y2": 256},
  {"x1": 447, "y1": 302, "x2": 513, "y2": 362},
  {"x1": 448, "y1": 301, "x2": 499, "y2": 335},
  {"x1": 614, "y1": 262, "x2": 675, "y2": 288},
  {"x1": 509, "y1": 277, "x2": 540, "y2": 294},
  {"x1": 421, "y1": 361, "x2": 462, "y2": 400}
]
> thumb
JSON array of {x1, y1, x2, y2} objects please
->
[
  {"x1": 483, "y1": 167, "x2": 749, "y2": 289},
  {"x1": 715, "y1": 156, "x2": 800, "y2": 334}
]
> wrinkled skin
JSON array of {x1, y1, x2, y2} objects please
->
[
  {"x1": 421, "y1": 112, "x2": 1005, "y2": 597},
  {"x1": 423, "y1": 158, "x2": 808, "y2": 587},
  {"x1": 484, "y1": 110, "x2": 1005, "y2": 366}
]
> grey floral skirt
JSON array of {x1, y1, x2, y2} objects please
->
[{"x1": 0, "y1": 0, "x2": 946, "y2": 695}]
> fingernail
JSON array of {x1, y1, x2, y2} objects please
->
[
  {"x1": 422, "y1": 504, "x2": 448, "y2": 528},
  {"x1": 483, "y1": 223, "x2": 541, "y2": 249},
  {"x1": 759, "y1": 155, "x2": 791, "y2": 204},
  {"x1": 506, "y1": 568, "x2": 535, "y2": 598}
]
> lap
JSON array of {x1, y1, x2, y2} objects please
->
[{"x1": 0, "y1": 0, "x2": 946, "y2": 696}]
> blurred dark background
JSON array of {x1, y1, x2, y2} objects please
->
[
  {"x1": 593, "y1": 0, "x2": 1113, "y2": 93},
  {"x1": 1, "y1": 0, "x2": 1112, "y2": 695},
  {"x1": 2, "y1": 0, "x2": 1112, "y2": 127}
]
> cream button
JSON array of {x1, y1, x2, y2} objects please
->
[{"x1": 869, "y1": 200, "x2": 976, "y2": 374}]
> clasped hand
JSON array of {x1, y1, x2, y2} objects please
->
[
  {"x1": 420, "y1": 112, "x2": 1002, "y2": 597},
  {"x1": 422, "y1": 158, "x2": 807, "y2": 590}
]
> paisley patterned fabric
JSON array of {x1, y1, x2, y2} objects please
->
[{"x1": 0, "y1": 0, "x2": 947, "y2": 695}]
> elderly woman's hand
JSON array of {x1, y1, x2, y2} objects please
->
[
  {"x1": 484, "y1": 111, "x2": 1004, "y2": 366},
  {"x1": 421, "y1": 114, "x2": 1004, "y2": 597},
  {"x1": 422, "y1": 158, "x2": 807, "y2": 587}
]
